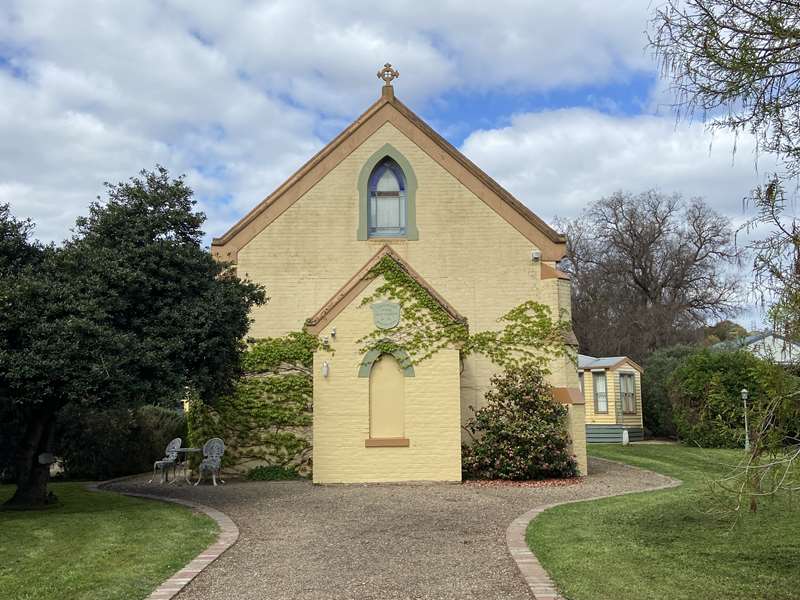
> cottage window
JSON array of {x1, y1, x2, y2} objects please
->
[
  {"x1": 368, "y1": 158, "x2": 407, "y2": 238},
  {"x1": 620, "y1": 373, "x2": 636, "y2": 414},
  {"x1": 593, "y1": 371, "x2": 608, "y2": 413}
]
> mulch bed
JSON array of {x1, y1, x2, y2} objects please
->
[{"x1": 463, "y1": 476, "x2": 585, "y2": 488}]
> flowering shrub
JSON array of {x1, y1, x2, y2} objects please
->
[{"x1": 462, "y1": 364, "x2": 578, "y2": 480}]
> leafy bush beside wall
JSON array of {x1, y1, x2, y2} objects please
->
[
  {"x1": 186, "y1": 332, "x2": 315, "y2": 475},
  {"x1": 54, "y1": 404, "x2": 186, "y2": 480},
  {"x1": 462, "y1": 363, "x2": 578, "y2": 480}
]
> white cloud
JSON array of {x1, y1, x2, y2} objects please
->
[
  {"x1": 460, "y1": 108, "x2": 778, "y2": 228},
  {"x1": 172, "y1": 0, "x2": 652, "y2": 114},
  {"x1": 460, "y1": 108, "x2": 782, "y2": 328},
  {"x1": 0, "y1": 0, "x2": 324, "y2": 242},
  {"x1": 0, "y1": 0, "x2": 774, "y2": 260}
]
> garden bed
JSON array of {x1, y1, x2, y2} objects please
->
[{"x1": 464, "y1": 476, "x2": 584, "y2": 488}]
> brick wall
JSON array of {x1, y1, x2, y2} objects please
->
[
  {"x1": 312, "y1": 276, "x2": 462, "y2": 483},
  {"x1": 237, "y1": 121, "x2": 587, "y2": 477}
]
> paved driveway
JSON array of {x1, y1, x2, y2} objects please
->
[{"x1": 109, "y1": 458, "x2": 670, "y2": 600}]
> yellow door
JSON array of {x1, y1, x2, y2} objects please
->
[{"x1": 369, "y1": 354, "x2": 405, "y2": 438}]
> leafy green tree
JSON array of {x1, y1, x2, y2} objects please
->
[
  {"x1": 703, "y1": 320, "x2": 748, "y2": 346},
  {"x1": 0, "y1": 168, "x2": 266, "y2": 508},
  {"x1": 462, "y1": 363, "x2": 578, "y2": 480},
  {"x1": 642, "y1": 344, "x2": 697, "y2": 438},
  {"x1": 0, "y1": 205, "x2": 43, "y2": 483}
]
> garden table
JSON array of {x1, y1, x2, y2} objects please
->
[{"x1": 172, "y1": 447, "x2": 201, "y2": 484}]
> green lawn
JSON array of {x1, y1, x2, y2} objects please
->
[
  {"x1": 527, "y1": 444, "x2": 800, "y2": 600},
  {"x1": 0, "y1": 483, "x2": 218, "y2": 600}
]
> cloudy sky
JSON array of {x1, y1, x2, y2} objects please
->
[{"x1": 0, "y1": 1, "x2": 777, "y2": 325}]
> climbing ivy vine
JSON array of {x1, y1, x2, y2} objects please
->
[
  {"x1": 186, "y1": 332, "x2": 317, "y2": 474},
  {"x1": 358, "y1": 255, "x2": 570, "y2": 370},
  {"x1": 186, "y1": 258, "x2": 571, "y2": 476}
]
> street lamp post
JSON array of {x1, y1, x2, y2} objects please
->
[{"x1": 741, "y1": 388, "x2": 750, "y2": 452}]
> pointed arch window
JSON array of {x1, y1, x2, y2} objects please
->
[{"x1": 368, "y1": 158, "x2": 407, "y2": 238}]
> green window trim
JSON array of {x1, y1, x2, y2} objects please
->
[
  {"x1": 358, "y1": 346, "x2": 415, "y2": 378},
  {"x1": 357, "y1": 143, "x2": 419, "y2": 241}
]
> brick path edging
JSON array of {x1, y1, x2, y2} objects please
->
[
  {"x1": 87, "y1": 478, "x2": 239, "y2": 600},
  {"x1": 506, "y1": 457, "x2": 682, "y2": 600}
]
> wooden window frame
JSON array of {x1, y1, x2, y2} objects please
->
[
  {"x1": 357, "y1": 144, "x2": 419, "y2": 241},
  {"x1": 592, "y1": 370, "x2": 608, "y2": 414},
  {"x1": 620, "y1": 372, "x2": 637, "y2": 415}
]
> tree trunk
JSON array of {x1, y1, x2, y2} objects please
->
[{"x1": 3, "y1": 411, "x2": 56, "y2": 509}]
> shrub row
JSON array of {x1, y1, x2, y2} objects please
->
[
  {"x1": 54, "y1": 404, "x2": 186, "y2": 480},
  {"x1": 644, "y1": 346, "x2": 799, "y2": 448}
]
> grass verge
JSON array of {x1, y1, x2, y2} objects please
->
[
  {"x1": 0, "y1": 482, "x2": 218, "y2": 600},
  {"x1": 526, "y1": 444, "x2": 800, "y2": 600}
]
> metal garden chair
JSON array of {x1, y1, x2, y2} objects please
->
[
  {"x1": 194, "y1": 437, "x2": 225, "y2": 486},
  {"x1": 149, "y1": 437, "x2": 182, "y2": 483}
]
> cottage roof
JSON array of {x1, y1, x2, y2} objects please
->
[
  {"x1": 578, "y1": 354, "x2": 642, "y2": 372},
  {"x1": 710, "y1": 331, "x2": 800, "y2": 350}
]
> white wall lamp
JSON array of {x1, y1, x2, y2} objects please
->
[
  {"x1": 330, "y1": 327, "x2": 336, "y2": 339},
  {"x1": 530, "y1": 249, "x2": 542, "y2": 262},
  {"x1": 321, "y1": 361, "x2": 330, "y2": 378}
]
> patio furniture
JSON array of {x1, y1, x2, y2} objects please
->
[
  {"x1": 173, "y1": 447, "x2": 202, "y2": 484},
  {"x1": 149, "y1": 437, "x2": 182, "y2": 484},
  {"x1": 195, "y1": 438, "x2": 225, "y2": 486}
]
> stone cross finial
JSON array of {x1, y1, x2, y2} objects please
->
[{"x1": 377, "y1": 63, "x2": 399, "y2": 85}]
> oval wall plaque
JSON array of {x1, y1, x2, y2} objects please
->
[{"x1": 371, "y1": 301, "x2": 401, "y2": 330}]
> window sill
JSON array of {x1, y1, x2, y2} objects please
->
[
  {"x1": 365, "y1": 437, "x2": 410, "y2": 448},
  {"x1": 367, "y1": 237, "x2": 409, "y2": 243}
]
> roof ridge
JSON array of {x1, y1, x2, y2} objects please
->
[
  {"x1": 388, "y1": 96, "x2": 564, "y2": 244},
  {"x1": 212, "y1": 95, "x2": 390, "y2": 248},
  {"x1": 211, "y1": 91, "x2": 566, "y2": 262}
]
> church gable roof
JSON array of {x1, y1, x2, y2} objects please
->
[
  {"x1": 212, "y1": 83, "x2": 566, "y2": 262},
  {"x1": 304, "y1": 244, "x2": 466, "y2": 335}
]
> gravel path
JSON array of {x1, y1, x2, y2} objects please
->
[{"x1": 107, "y1": 458, "x2": 671, "y2": 600}]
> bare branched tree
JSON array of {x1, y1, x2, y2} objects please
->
[{"x1": 561, "y1": 190, "x2": 742, "y2": 362}]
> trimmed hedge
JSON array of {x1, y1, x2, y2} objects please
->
[
  {"x1": 245, "y1": 465, "x2": 302, "y2": 480},
  {"x1": 642, "y1": 344, "x2": 696, "y2": 438},
  {"x1": 669, "y1": 349, "x2": 792, "y2": 448}
]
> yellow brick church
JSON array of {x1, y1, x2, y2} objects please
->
[{"x1": 212, "y1": 65, "x2": 587, "y2": 483}]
